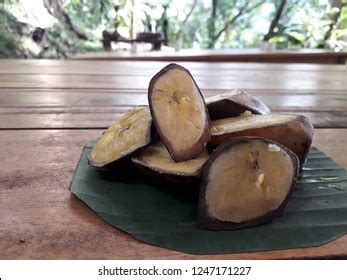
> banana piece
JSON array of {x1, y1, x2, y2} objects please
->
[
  {"x1": 89, "y1": 107, "x2": 153, "y2": 167},
  {"x1": 210, "y1": 114, "x2": 313, "y2": 166},
  {"x1": 206, "y1": 90, "x2": 270, "y2": 120},
  {"x1": 132, "y1": 141, "x2": 209, "y2": 184},
  {"x1": 198, "y1": 137, "x2": 299, "y2": 230},
  {"x1": 148, "y1": 63, "x2": 210, "y2": 162}
]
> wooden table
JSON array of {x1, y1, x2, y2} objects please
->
[
  {"x1": 71, "y1": 49, "x2": 347, "y2": 64},
  {"x1": 1, "y1": 59, "x2": 347, "y2": 259}
]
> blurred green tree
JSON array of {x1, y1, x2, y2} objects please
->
[{"x1": 0, "y1": 0, "x2": 346, "y2": 58}]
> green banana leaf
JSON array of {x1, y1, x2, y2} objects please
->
[{"x1": 69, "y1": 141, "x2": 347, "y2": 254}]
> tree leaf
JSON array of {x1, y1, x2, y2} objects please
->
[
  {"x1": 340, "y1": 18, "x2": 347, "y2": 29},
  {"x1": 69, "y1": 143, "x2": 347, "y2": 254},
  {"x1": 288, "y1": 31, "x2": 306, "y2": 42}
]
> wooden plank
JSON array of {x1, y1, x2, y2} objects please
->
[
  {"x1": 0, "y1": 129, "x2": 346, "y2": 259},
  {"x1": 280, "y1": 111, "x2": 347, "y2": 128},
  {"x1": 1, "y1": 60, "x2": 346, "y2": 75},
  {"x1": 70, "y1": 54, "x2": 342, "y2": 64},
  {"x1": 0, "y1": 59, "x2": 345, "y2": 94},
  {"x1": 1, "y1": 73, "x2": 346, "y2": 91},
  {"x1": 2, "y1": 68, "x2": 347, "y2": 80},
  {"x1": 1, "y1": 89, "x2": 347, "y2": 108},
  {"x1": 0, "y1": 88, "x2": 346, "y2": 128},
  {"x1": 1, "y1": 109, "x2": 347, "y2": 129},
  {"x1": 69, "y1": 49, "x2": 347, "y2": 65}
]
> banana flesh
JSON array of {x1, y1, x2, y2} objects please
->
[
  {"x1": 89, "y1": 107, "x2": 152, "y2": 167},
  {"x1": 149, "y1": 64, "x2": 210, "y2": 162},
  {"x1": 133, "y1": 141, "x2": 209, "y2": 176},
  {"x1": 211, "y1": 114, "x2": 292, "y2": 135},
  {"x1": 206, "y1": 141, "x2": 294, "y2": 222},
  {"x1": 210, "y1": 114, "x2": 313, "y2": 166}
]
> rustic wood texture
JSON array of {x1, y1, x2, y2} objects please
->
[
  {"x1": 2, "y1": 59, "x2": 347, "y2": 74},
  {"x1": 1, "y1": 74, "x2": 345, "y2": 90},
  {"x1": 70, "y1": 49, "x2": 347, "y2": 64},
  {"x1": 0, "y1": 59, "x2": 346, "y2": 259},
  {"x1": 0, "y1": 60, "x2": 346, "y2": 129},
  {"x1": 0, "y1": 129, "x2": 346, "y2": 260}
]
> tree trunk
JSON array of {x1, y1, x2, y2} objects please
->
[
  {"x1": 263, "y1": 0, "x2": 287, "y2": 41},
  {"x1": 182, "y1": 0, "x2": 198, "y2": 25},
  {"x1": 318, "y1": 0, "x2": 343, "y2": 48},
  {"x1": 207, "y1": 0, "x2": 218, "y2": 48},
  {"x1": 43, "y1": 0, "x2": 88, "y2": 40},
  {"x1": 208, "y1": 1, "x2": 264, "y2": 48}
]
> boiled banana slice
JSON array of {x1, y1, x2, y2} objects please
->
[
  {"x1": 89, "y1": 107, "x2": 153, "y2": 167},
  {"x1": 206, "y1": 90, "x2": 270, "y2": 120},
  {"x1": 198, "y1": 137, "x2": 299, "y2": 230},
  {"x1": 211, "y1": 114, "x2": 313, "y2": 166},
  {"x1": 132, "y1": 141, "x2": 209, "y2": 184},
  {"x1": 148, "y1": 63, "x2": 210, "y2": 162}
]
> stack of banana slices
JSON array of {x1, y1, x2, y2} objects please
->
[{"x1": 89, "y1": 63, "x2": 314, "y2": 230}]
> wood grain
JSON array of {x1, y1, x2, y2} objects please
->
[
  {"x1": 69, "y1": 49, "x2": 347, "y2": 64},
  {"x1": 1, "y1": 109, "x2": 346, "y2": 129},
  {"x1": 1, "y1": 73, "x2": 346, "y2": 91},
  {"x1": 1, "y1": 59, "x2": 347, "y2": 259},
  {"x1": 0, "y1": 129, "x2": 346, "y2": 260},
  {"x1": 1, "y1": 60, "x2": 346, "y2": 74},
  {"x1": 1, "y1": 88, "x2": 346, "y2": 128}
]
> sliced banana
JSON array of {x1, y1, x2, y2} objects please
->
[
  {"x1": 148, "y1": 63, "x2": 210, "y2": 162},
  {"x1": 89, "y1": 107, "x2": 153, "y2": 167},
  {"x1": 132, "y1": 141, "x2": 209, "y2": 183},
  {"x1": 206, "y1": 90, "x2": 270, "y2": 120},
  {"x1": 198, "y1": 137, "x2": 299, "y2": 230},
  {"x1": 210, "y1": 114, "x2": 313, "y2": 166}
]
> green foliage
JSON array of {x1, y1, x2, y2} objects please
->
[
  {"x1": 0, "y1": 9, "x2": 30, "y2": 58},
  {"x1": 1, "y1": 0, "x2": 346, "y2": 58},
  {"x1": 0, "y1": 32, "x2": 20, "y2": 58},
  {"x1": 167, "y1": 0, "x2": 346, "y2": 50},
  {"x1": 339, "y1": 6, "x2": 347, "y2": 29},
  {"x1": 65, "y1": 0, "x2": 130, "y2": 33}
]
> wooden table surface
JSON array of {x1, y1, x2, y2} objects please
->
[
  {"x1": 71, "y1": 48, "x2": 347, "y2": 64},
  {"x1": 1, "y1": 59, "x2": 347, "y2": 259}
]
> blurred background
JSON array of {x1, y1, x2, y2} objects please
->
[{"x1": 0, "y1": 0, "x2": 346, "y2": 59}]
